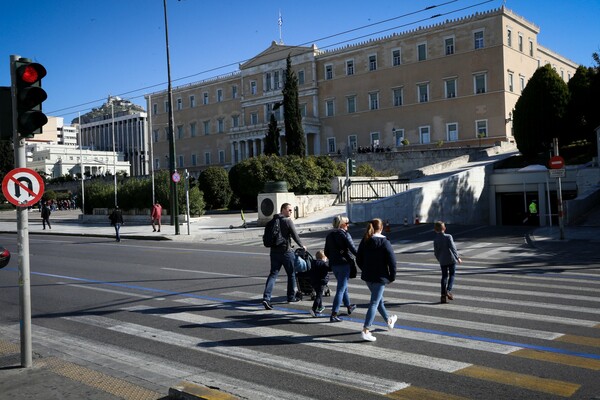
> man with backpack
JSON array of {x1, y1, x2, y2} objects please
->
[{"x1": 262, "y1": 202, "x2": 306, "y2": 310}]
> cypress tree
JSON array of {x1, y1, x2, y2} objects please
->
[{"x1": 282, "y1": 54, "x2": 306, "y2": 157}]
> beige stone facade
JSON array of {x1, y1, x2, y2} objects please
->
[{"x1": 145, "y1": 6, "x2": 577, "y2": 178}]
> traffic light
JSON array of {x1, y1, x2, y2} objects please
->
[
  {"x1": 13, "y1": 59, "x2": 48, "y2": 138},
  {"x1": 347, "y1": 158, "x2": 357, "y2": 176}
]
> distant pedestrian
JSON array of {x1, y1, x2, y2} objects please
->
[
  {"x1": 357, "y1": 218, "x2": 397, "y2": 342},
  {"x1": 151, "y1": 202, "x2": 162, "y2": 232},
  {"x1": 41, "y1": 201, "x2": 52, "y2": 230},
  {"x1": 309, "y1": 250, "x2": 329, "y2": 317},
  {"x1": 433, "y1": 221, "x2": 462, "y2": 304},
  {"x1": 261, "y1": 203, "x2": 306, "y2": 310},
  {"x1": 324, "y1": 215, "x2": 358, "y2": 322},
  {"x1": 109, "y1": 206, "x2": 124, "y2": 242}
]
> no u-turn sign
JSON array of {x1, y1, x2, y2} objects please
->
[{"x1": 2, "y1": 168, "x2": 45, "y2": 207}]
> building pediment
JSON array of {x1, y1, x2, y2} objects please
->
[{"x1": 240, "y1": 41, "x2": 316, "y2": 69}]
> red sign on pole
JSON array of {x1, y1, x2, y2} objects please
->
[
  {"x1": 548, "y1": 155, "x2": 565, "y2": 169},
  {"x1": 2, "y1": 168, "x2": 45, "y2": 207}
]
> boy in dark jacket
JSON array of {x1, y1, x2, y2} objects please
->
[{"x1": 309, "y1": 250, "x2": 329, "y2": 317}]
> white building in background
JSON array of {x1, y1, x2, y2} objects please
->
[
  {"x1": 24, "y1": 116, "x2": 78, "y2": 146},
  {"x1": 27, "y1": 143, "x2": 130, "y2": 179},
  {"x1": 76, "y1": 96, "x2": 150, "y2": 177}
]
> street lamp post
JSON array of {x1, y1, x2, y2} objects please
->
[{"x1": 163, "y1": 0, "x2": 179, "y2": 234}]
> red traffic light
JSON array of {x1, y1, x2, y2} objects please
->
[{"x1": 17, "y1": 63, "x2": 46, "y2": 85}]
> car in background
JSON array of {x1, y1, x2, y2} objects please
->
[{"x1": 0, "y1": 246, "x2": 10, "y2": 269}]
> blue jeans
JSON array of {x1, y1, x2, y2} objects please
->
[
  {"x1": 363, "y1": 281, "x2": 389, "y2": 329},
  {"x1": 114, "y1": 223, "x2": 121, "y2": 242},
  {"x1": 331, "y1": 263, "x2": 351, "y2": 314},
  {"x1": 263, "y1": 251, "x2": 296, "y2": 302},
  {"x1": 440, "y1": 263, "x2": 456, "y2": 295}
]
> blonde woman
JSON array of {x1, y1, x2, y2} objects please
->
[
  {"x1": 356, "y1": 218, "x2": 397, "y2": 342},
  {"x1": 324, "y1": 215, "x2": 358, "y2": 322}
]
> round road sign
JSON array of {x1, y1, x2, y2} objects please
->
[
  {"x1": 2, "y1": 168, "x2": 45, "y2": 207},
  {"x1": 172, "y1": 171, "x2": 181, "y2": 183},
  {"x1": 548, "y1": 155, "x2": 565, "y2": 169}
]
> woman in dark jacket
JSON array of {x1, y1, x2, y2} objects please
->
[
  {"x1": 324, "y1": 215, "x2": 358, "y2": 322},
  {"x1": 356, "y1": 218, "x2": 397, "y2": 342}
]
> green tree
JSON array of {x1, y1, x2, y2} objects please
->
[
  {"x1": 566, "y1": 66, "x2": 594, "y2": 143},
  {"x1": 282, "y1": 54, "x2": 306, "y2": 157},
  {"x1": 0, "y1": 140, "x2": 14, "y2": 203},
  {"x1": 198, "y1": 166, "x2": 232, "y2": 210},
  {"x1": 264, "y1": 113, "x2": 281, "y2": 156},
  {"x1": 513, "y1": 64, "x2": 569, "y2": 157}
]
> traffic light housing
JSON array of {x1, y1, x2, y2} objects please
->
[
  {"x1": 347, "y1": 158, "x2": 356, "y2": 176},
  {"x1": 13, "y1": 59, "x2": 48, "y2": 138}
]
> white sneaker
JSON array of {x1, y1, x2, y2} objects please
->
[
  {"x1": 361, "y1": 331, "x2": 377, "y2": 342},
  {"x1": 387, "y1": 315, "x2": 398, "y2": 331}
]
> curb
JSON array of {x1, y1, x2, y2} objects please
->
[{"x1": 168, "y1": 381, "x2": 240, "y2": 400}]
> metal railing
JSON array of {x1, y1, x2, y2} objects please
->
[{"x1": 337, "y1": 178, "x2": 410, "y2": 203}]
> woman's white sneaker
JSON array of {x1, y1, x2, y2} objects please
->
[
  {"x1": 361, "y1": 331, "x2": 377, "y2": 342},
  {"x1": 387, "y1": 315, "x2": 398, "y2": 331}
]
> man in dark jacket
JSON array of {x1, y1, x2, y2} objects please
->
[
  {"x1": 433, "y1": 220, "x2": 462, "y2": 303},
  {"x1": 262, "y1": 203, "x2": 306, "y2": 310},
  {"x1": 41, "y1": 201, "x2": 51, "y2": 230},
  {"x1": 109, "y1": 206, "x2": 124, "y2": 242}
]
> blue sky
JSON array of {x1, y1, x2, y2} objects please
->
[{"x1": 1, "y1": 0, "x2": 598, "y2": 123}]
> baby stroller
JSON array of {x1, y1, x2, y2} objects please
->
[{"x1": 294, "y1": 248, "x2": 331, "y2": 301}]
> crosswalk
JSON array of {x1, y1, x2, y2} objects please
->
[{"x1": 2, "y1": 262, "x2": 599, "y2": 399}]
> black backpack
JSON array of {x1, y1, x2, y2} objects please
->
[{"x1": 263, "y1": 215, "x2": 286, "y2": 248}]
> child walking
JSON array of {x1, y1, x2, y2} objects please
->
[
  {"x1": 433, "y1": 221, "x2": 462, "y2": 304},
  {"x1": 309, "y1": 251, "x2": 329, "y2": 317}
]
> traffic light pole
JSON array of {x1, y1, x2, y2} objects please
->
[{"x1": 10, "y1": 54, "x2": 32, "y2": 368}]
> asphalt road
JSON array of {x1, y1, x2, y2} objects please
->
[{"x1": 1, "y1": 227, "x2": 599, "y2": 400}]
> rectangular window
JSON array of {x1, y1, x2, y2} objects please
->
[
  {"x1": 298, "y1": 70, "x2": 305, "y2": 85},
  {"x1": 274, "y1": 71, "x2": 280, "y2": 89},
  {"x1": 476, "y1": 120, "x2": 488, "y2": 137},
  {"x1": 447, "y1": 123, "x2": 458, "y2": 141},
  {"x1": 369, "y1": 92, "x2": 379, "y2": 110},
  {"x1": 300, "y1": 103, "x2": 307, "y2": 117},
  {"x1": 348, "y1": 135, "x2": 357, "y2": 151},
  {"x1": 518, "y1": 34, "x2": 523, "y2": 52},
  {"x1": 190, "y1": 95, "x2": 196, "y2": 108},
  {"x1": 347, "y1": 95, "x2": 356, "y2": 113},
  {"x1": 176, "y1": 98, "x2": 182, "y2": 110},
  {"x1": 217, "y1": 118, "x2": 224, "y2": 133},
  {"x1": 217, "y1": 89, "x2": 223, "y2": 102},
  {"x1": 203, "y1": 92, "x2": 209, "y2": 105},
  {"x1": 204, "y1": 152, "x2": 211, "y2": 165},
  {"x1": 474, "y1": 30, "x2": 484, "y2": 49},
  {"x1": 191, "y1": 154, "x2": 197, "y2": 166},
  {"x1": 369, "y1": 55, "x2": 377, "y2": 71},
  {"x1": 153, "y1": 129, "x2": 159, "y2": 143},
  {"x1": 520, "y1": 75, "x2": 525, "y2": 93},
  {"x1": 164, "y1": 101, "x2": 169, "y2": 113},
  {"x1": 178, "y1": 155, "x2": 184, "y2": 168},
  {"x1": 232, "y1": 115, "x2": 239, "y2": 128},
  {"x1": 445, "y1": 38, "x2": 454, "y2": 55},
  {"x1": 445, "y1": 78, "x2": 457, "y2": 98},
  {"x1": 218, "y1": 150, "x2": 225, "y2": 164},
  {"x1": 265, "y1": 72, "x2": 272, "y2": 91},
  {"x1": 474, "y1": 73, "x2": 487, "y2": 94},
  {"x1": 177, "y1": 125, "x2": 184, "y2": 139},
  {"x1": 326, "y1": 100, "x2": 334, "y2": 117},
  {"x1": 153, "y1": 103, "x2": 158, "y2": 115},
  {"x1": 394, "y1": 128, "x2": 405, "y2": 146},
  {"x1": 418, "y1": 83, "x2": 429, "y2": 103},
  {"x1": 346, "y1": 60, "x2": 354, "y2": 75},
  {"x1": 325, "y1": 65, "x2": 333, "y2": 80},
  {"x1": 250, "y1": 112, "x2": 258, "y2": 125},
  {"x1": 232, "y1": 85, "x2": 238, "y2": 99},
  {"x1": 419, "y1": 126, "x2": 430, "y2": 144},
  {"x1": 203, "y1": 120, "x2": 210, "y2": 135},
  {"x1": 508, "y1": 72, "x2": 514, "y2": 92},
  {"x1": 154, "y1": 158, "x2": 159, "y2": 170},
  {"x1": 190, "y1": 122, "x2": 197, "y2": 137},
  {"x1": 370, "y1": 132, "x2": 380, "y2": 147},
  {"x1": 327, "y1": 137, "x2": 336, "y2": 153},
  {"x1": 418, "y1": 43, "x2": 427, "y2": 61},
  {"x1": 529, "y1": 40, "x2": 534, "y2": 56},
  {"x1": 250, "y1": 81, "x2": 257, "y2": 95},
  {"x1": 507, "y1": 29, "x2": 512, "y2": 47},
  {"x1": 393, "y1": 88, "x2": 403, "y2": 106},
  {"x1": 392, "y1": 49, "x2": 401, "y2": 66}
]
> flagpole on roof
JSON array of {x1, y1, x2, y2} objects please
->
[{"x1": 278, "y1": 10, "x2": 283, "y2": 44}]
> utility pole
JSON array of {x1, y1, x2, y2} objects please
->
[
  {"x1": 553, "y1": 138, "x2": 565, "y2": 240},
  {"x1": 163, "y1": 0, "x2": 179, "y2": 234}
]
